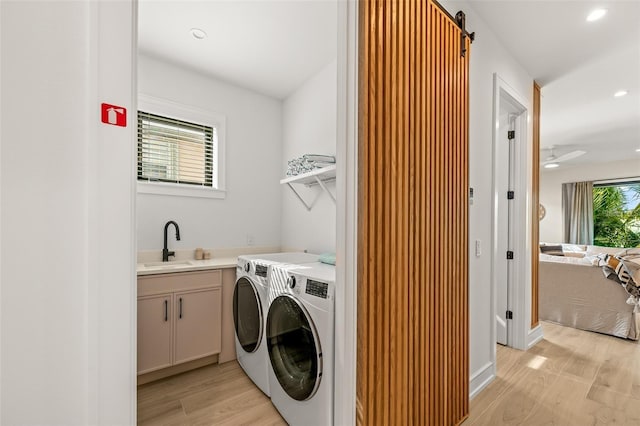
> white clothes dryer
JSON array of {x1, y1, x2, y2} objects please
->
[
  {"x1": 233, "y1": 252, "x2": 318, "y2": 396},
  {"x1": 266, "y1": 262, "x2": 336, "y2": 425}
]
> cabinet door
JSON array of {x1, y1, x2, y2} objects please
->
[
  {"x1": 174, "y1": 288, "x2": 222, "y2": 365},
  {"x1": 138, "y1": 294, "x2": 173, "y2": 374}
]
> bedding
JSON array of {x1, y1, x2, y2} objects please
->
[
  {"x1": 539, "y1": 253, "x2": 639, "y2": 340},
  {"x1": 599, "y1": 251, "x2": 640, "y2": 310}
]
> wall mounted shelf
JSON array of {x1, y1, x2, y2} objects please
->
[{"x1": 280, "y1": 165, "x2": 336, "y2": 211}]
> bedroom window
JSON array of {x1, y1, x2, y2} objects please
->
[
  {"x1": 136, "y1": 95, "x2": 226, "y2": 199},
  {"x1": 593, "y1": 181, "x2": 640, "y2": 248}
]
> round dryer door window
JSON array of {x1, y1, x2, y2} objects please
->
[
  {"x1": 267, "y1": 295, "x2": 321, "y2": 401},
  {"x1": 233, "y1": 277, "x2": 263, "y2": 353}
]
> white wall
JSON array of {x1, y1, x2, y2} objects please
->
[
  {"x1": 441, "y1": 0, "x2": 535, "y2": 396},
  {"x1": 540, "y1": 159, "x2": 640, "y2": 243},
  {"x1": 1, "y1": 1, "x2": 135, "y2": 424},
  {"x1": 137, "y1": 54, "x2": 283, "y2": 251},
  {"x1": 281, "y1": 60, "x2": 337, "y2": 254}
]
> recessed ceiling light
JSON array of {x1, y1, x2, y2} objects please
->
[
  {"x1": 586, "y1": 8, "x2": 607, "y2": 22},
  {"x1": 544, "y1": 163, "x2": 560, "y2": 169},
  {"x1": 190, "y1": 28, "x2": 207, "y2": 40},
  {"x1": 614, "y1": 90, "x2": 628, "y2": 97}
]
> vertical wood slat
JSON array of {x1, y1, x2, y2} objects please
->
[
  {"x1": 357, "y1": 0, "x2": 470, "y2": 424},
  {"x1": 531, "y1": 82, "x2": 541, "y2": 328}
]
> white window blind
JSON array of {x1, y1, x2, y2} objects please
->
[{"x1": 137, "y1": 111, "x2": 217, "y2": 188}]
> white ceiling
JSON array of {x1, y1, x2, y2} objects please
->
[
  {"x1": 468, "y1": 0, "x2": 640, "y2": 167},
  {"x1": 139, "y1": 1, "x2": 640, "y2": 165},
  {"x1": 138, "y1": 0, "x2": 337, "y2": 99}
]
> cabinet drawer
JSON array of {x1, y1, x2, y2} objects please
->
[{"x1": 138, "y1": 269, "x2": 222, "y2": 297}]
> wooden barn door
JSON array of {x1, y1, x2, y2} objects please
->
[{"x1": 357, "y1": 0, "x2": 471, "y2": 424}]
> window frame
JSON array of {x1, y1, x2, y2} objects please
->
[
  {"x1": 592, "y1": 178, "x2": 640, "y2": 248},
  {"x1": 137, "y1": 94, "x2": 226, "y2": 199}
]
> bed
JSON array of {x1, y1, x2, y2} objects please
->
[{"x1": 539, "y1": 253, "x2": 640, "y2": 340}]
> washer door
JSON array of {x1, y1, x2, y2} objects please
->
[
  {"x1": 267, "y1": 295, "x2": 322, "y2": 401},
  {"x1": 233, "y1": 276, "x2": 263, "y2": 353}
]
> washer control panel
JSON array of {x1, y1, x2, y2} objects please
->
[{"x1": 305, "y1": 279, "x2": 329, "y2": 299}]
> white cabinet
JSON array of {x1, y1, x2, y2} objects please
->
[
  {"x1": 137, "y1": 294, "x2": 173, "y2": 373},
  {"x1": 137, "y1": 270, "x2": 222, "y2": 375},
  {"x1": 174, "y1": 288, "x2": 222, "y2": 364}
]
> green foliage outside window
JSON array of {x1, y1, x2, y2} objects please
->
[{"x1": 593, "y1": 184, "x2": 640, "y2": 248}]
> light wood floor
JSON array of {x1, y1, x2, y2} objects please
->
[
  {"x1": 466, "y1": 321, "x2": 640, "y2": 425},
  {"x1": 139, "y1": 322, "x2": 640, "y2": 425},
  {"x1": 137, "y1": 361, "x2": 286, "y2": 426}
]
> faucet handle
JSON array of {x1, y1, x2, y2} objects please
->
[{"x1": 162, "y1": 248, "x2": 176, "y2": 262}]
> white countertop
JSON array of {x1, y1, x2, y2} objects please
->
[
  {"x1": 136, "y1": 246, "x2": 280, "y2": 276},
  {"x1": 137, "y1": 257, "x2": 238, "y2": 276}
]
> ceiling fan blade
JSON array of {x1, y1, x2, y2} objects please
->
[{"x1": 553, "y1": 150, "x2": 586, "y2": 163}]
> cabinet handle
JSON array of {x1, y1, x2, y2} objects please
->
[
  {"x1": 164, "y1": 300, "x2": 168, "y2": 322},
  {"x1": 179, "y1": 297, "x2": 183, "y2": 319}
]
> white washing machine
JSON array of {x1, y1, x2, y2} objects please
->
[
  {"x1": 266, "y1": 262, "x2": 336, "y2": 425},
  {"x1": 233, "y1": 253, "x2": 319, "y2": 396}
]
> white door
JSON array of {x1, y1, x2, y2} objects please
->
[
  {"x1": 495, "y1": 111, "x2": 510, "y2": 345},
  {"x1": 496, "y1": 94, "x2": 523, "y2": 347}
]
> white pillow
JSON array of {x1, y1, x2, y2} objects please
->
[
  {"x1": 586, "y1": 245, "x2": 625, "y2": 256},
  {"x1": 562, "y1": 244, "x2": 587, "y2": 253}
]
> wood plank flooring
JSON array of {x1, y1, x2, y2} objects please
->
[
  {"x1": 466, "y1": 321, "x2": 640, "y2": 425},
  {"x1": 140, "y1": 322, "x2": 639, "y2": 425},
  {"x1": 137, "y1": 361, "x2": 285, "y2": 426}
]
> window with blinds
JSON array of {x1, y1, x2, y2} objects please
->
[{"x1": 137, "y1": 111, "x2": 216, "y2": 188}]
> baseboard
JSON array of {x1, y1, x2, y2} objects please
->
[
  {"x1": 527, "y1": 324, "x2": 544, "y2": 349},
  {"x1": 137, "y1": 354, "x2": 218, "y2": 385},
  {"x1": 469, "y1": 361, "x2": 495, "y2": 399}
]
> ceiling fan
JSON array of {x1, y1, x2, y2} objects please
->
[{"x1": 541, "y1": 146, "x2": 586, "y2": 168}]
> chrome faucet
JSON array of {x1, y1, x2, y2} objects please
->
[{"x1": 162, "y1": 220, "x2": 181, "y2": 262}]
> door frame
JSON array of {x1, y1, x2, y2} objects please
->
[
  {"x1": 491, "y1": 74, "x2": 542, "y2": 354},
  {"x1": 334, "y1": 0, "x2": 358, "y2": 424}
]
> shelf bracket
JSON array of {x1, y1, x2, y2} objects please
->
[
  {"x1": 285, "y1": 178, "x2": 336, "y2": 211},
  {"x1": 314, "y1": 176, "x2": 336, "y2": 204},
  {"x1": 281, "y1": 165, "x2": 337, "y2": 211},
  {"x1": 286, "y1": 183, "x2": 313, "y2": 211}
]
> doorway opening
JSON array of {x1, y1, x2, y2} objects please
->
[
  {"x1": 491, "y1": 74, "x2": 533, "y2": 357},
  {"x1": 134, "y1": 1, "x2": 339, "y2": 424}
]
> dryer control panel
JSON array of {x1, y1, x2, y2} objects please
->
[{"x1": 255, "y1": 264, "x2": 268, "y2": 277}]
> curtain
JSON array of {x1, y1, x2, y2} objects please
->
[{"x1": 562, "y1": 181, "x2": 594, "y2": 244}]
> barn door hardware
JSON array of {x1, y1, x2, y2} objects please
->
[
  {"x1": 455, "y1": 11, "x2": 475, "y2": 58},
  {"x1": 432, "y1": 1, "x2": 475, "y2": 58}
]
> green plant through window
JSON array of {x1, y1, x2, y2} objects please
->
[{"x1": 593, "y1": 182, "x2": 640, "y2": 248}]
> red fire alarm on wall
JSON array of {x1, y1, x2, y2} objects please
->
[{"x1": 101, "y1": 103, "x2": 127, "y2": 127}]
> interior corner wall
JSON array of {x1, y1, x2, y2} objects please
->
[
  {"x1": 440, "y1": 0, "x2": 535, "y2": 395},
  {"x1": 281, "y1": 60, "x2": 337, "y2": 254},
  {"x1": 539, "y1": 158, "x2": 640, "y2": 243},
  {"x1": 1, "y1": 1, "x2": 135, "y2": 424},
  {"x1": 136, "y1": 54, "x2": 283, "y2": 251}
]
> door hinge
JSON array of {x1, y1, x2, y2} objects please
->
[
  {"x1": 508, "y1": 130, "x2": 515, "y2": 140},
  {"x1": 507, "y1": 251, "x2": 514, "y2": 259},
  {"x1": 506, "y1": 310, "x2": 513, "y2": 320},
  {"x1": 507, "y1": 191, "x2": 515, "y2": 200}
]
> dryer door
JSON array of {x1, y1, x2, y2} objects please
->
[
  {"x1": 266, "y1": 295, "x2": 322, "y2": 401},
  {"x1": 233, "y1": 276, "x2": 263, "y2": 353}
]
